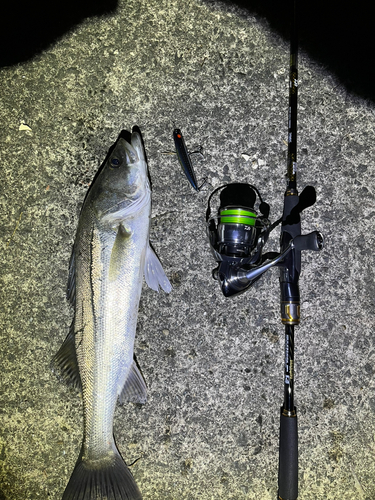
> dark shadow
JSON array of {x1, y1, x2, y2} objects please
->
[
  {"x1": 0, "y1": 0, "x2": 118, "y2": 67},
  {"x1": 2, "y1": 0, "x2": 374, "y2": 102},
  {"x1": 205, "y1": 0, "x2": 375, "y2": 102}
]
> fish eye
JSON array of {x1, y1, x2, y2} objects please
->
[{"x1": 110, "y1": 157, "x2": 120, "y2": 168}]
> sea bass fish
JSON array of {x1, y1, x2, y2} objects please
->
[{"x1": 53, "y1": 130, "x2": 171, "y2": 499}]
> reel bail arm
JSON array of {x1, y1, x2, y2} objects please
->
[{"x1": 212, "y1": 231, "x2": 323, "y2": 297}]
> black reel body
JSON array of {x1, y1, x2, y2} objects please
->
[{"x1": 207, "y1": 183, "x2": 323, "y2": 297}]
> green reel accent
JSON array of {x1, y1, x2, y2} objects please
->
[{"x1": 219, "y1": 208, "x2": 256, "y2": 225}]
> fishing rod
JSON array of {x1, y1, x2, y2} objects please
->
[
  {"x1": 206, "y1": 1, "x2": 323, "y2": 498},
  {"x1": 278, "y1": 1, "x2": 301, "y2": 498}
]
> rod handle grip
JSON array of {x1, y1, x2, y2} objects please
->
[{"x1": 278, "y1": 408, "x2": 298, "y2": 500}]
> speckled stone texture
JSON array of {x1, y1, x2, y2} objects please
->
[{"x1": 1, "y1": 1, "x2": 375, "y2": 499}]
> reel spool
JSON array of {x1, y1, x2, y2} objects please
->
[{"x1": 206, "y1": 183, "x2": 272, "y2": 296}]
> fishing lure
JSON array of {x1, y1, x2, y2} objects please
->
[{"x1": 173, "y1": 128, "x2": 203, "y2": 191}]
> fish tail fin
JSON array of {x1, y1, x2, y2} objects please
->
[{"x1": 62, "y1": 446, "x2": 143, "y2": 500}]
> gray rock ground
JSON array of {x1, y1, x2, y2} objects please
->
[{"x1": 1, "y1": 0, "x2": 374, "y2": 499}]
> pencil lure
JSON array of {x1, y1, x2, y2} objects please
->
[{"x1": 173, "y1": 128, "x2": 203, "y2": 191}]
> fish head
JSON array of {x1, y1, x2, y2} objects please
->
[{"x1": 88, "y1": 132, "x2": 150, "y2": 224}]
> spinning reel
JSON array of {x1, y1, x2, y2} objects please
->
[
  {"x1": 206, "y1": 182, "x2": 323, "y2": 298},
  {"x1": 205, "y1": 3, "x2": 325, "y2": 499}
]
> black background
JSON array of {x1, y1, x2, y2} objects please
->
[{"x1": 1, "y1": 0, "x2": 374, "y2": 101}]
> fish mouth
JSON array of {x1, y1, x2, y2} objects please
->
[{"x1": 116, "y1": 129, "x2": 146, "y2": 165}]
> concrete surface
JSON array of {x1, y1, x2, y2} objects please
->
[{"x1": 1, "y1": 0, "x2": 375, "y2": 499}]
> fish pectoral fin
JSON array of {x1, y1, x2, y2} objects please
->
[
  {"x1": 51, "y1": 321, "x2": 81, "y2": 391},
  {"x1": 109, "y1": 224, "x2": 131, "y2": 281},
  {"x1": 144, "y1": 243, "x2": 172, "y2": 293},
  {"x1": 119, "y1": 360, "x2": 147, "y2": 405}
]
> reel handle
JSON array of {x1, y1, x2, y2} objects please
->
[{"x1": 293, "y1": 231, "x2": 324, "y2": 252}]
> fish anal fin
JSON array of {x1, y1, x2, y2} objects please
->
[
  {"x1": 119, "y1": 360, "x2": 147, "y2": 405},
  {"x1": 51, "y1": 321, "x2": 81, "y2": 391},
  {"x1": 144, "y1": 244, "x2": 172, "y2": 293}
]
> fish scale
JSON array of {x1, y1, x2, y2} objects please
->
[
  {"x1": 76, "y1": 209, "x2": 147, "y2": 458},
  {"x1": 52, "y1": 130, "x2": 171, "y2": 499}
]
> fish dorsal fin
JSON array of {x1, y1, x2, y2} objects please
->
[
  {"x1": 66, "y1": 246, "x2": 76, "y2": 306},
  {"x1": 119, "y1": 360, "x2": 147, "y2": 404},
  {"x1": 144, "y1": 243, "x2": 172, "y2": 293},
  {"x1": 51, "y1": 321, "x2": 81, "y2": 390}
]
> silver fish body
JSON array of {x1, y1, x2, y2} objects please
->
[{"x1": 53, "y1": 131, "x2": 171, "y2": 500}]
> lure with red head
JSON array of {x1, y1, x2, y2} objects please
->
[{"x1": 173, "y1": 128, "x2": 200, "y2": 191}]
